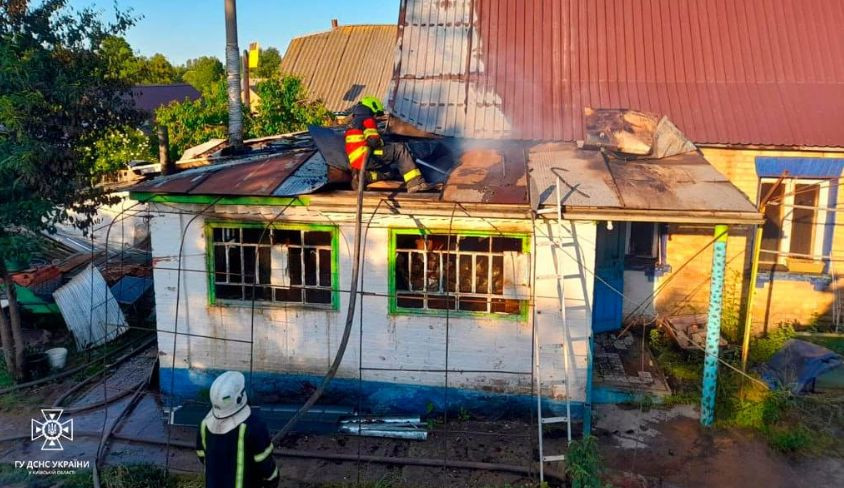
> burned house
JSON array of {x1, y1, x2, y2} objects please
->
[{"x1": 130, "y1": 0, "x2": 844, "y2": 444}]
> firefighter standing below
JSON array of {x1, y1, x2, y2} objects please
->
[
  {"x1": 345, "y1": 96, "x2": 436, "y2": 192},
  {"x1": 196, "y1": 371, "x2": 279, "y2": 488}
]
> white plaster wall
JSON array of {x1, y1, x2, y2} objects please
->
[{"x1": 149, "y1": 203, "x2": 595, "y2": 402}]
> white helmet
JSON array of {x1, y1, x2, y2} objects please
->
[{"x1": 210, "y1": 371, "x2": 248, "y2": 419}]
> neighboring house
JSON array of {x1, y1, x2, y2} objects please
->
[
  {"x1": 132, "y1": 83, "x2": 201, "y2": 116},
  {"x1": 389, "y1": 0, "x2": 844, "y2": 332},
  {"x1": 280, "y1": 22, "x2": 397, "y2": 113}
]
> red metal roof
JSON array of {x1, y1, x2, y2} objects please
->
[{"x1": 389, "y1": 0, "x2": 844, "y2": 147}]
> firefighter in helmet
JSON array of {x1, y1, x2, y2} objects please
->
[
  {"x1": 196, "y1": 371, "x2": 279, "y2": 487},
  {"x1": 344, "y1": 96, "x2": 436, "y2": 192}
]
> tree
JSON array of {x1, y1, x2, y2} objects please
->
[
  {"x1": 100, "y1": 35, "x2": 145, "y2": 82},
  {"x1": 140, "y1": 53, "x2": 179, "y2": 84},
  {"x1": 0, "y1": 0, "x2": 140, "y2": 380},
  {"x1": 156, "y1": 75, "x2": 331, "y2": 160},
  {"x1": 251, "y1": 76, "x2": 330, "y2": 137},
  {"x1": 253, "y1": 47, "x2": 281, "y2": 79},
  {"x1": 155, "y1": 80, "x2": 234, "y2": 160},
  {"x1": 182, "y1": 56, "x2": 224, "y2": 94}
]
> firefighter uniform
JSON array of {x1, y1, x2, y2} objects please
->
[
  {"x1": 344, "y1": 97, "x2": 432, "y2": 192},
  {"x1": 196, "y1": 371, "x2": 279, "y2": 488}
]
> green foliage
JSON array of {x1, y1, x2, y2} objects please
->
[
  {"x1": 182, "y1": 56, "x2": 224, "y2": 93},
  {"x1": 253, "y1": 46, "x2": 282, "y2": 79},
  {"x1": 142, "y1": 53, "x2": 180, "y2": 84},
  {"x1": 83, "y1": 125, "x2": 155, "y2": 174},
  {"x1": 155, "y1": 80, "x2": 232, "y2": 159},
  {"x1": 98, "y1": 36, "x2": 182, "y2": 85},
  {"x1": 0, "y1": 0, "x2": 140, "y2": 245},
  {"x1": 157, "y1": 74, "x2": 331, "y2": 160},
  {"x1": 720, "y1": 269, "x2": 743, "y2": 343},
  {"x1": 251, "y1": 75, "x2": 331, "y2": 137},
  {"x1": 748, "y1": 323, "x2": 796, "y2": 366},
  {"x1": 565, "y1": 435, "x2": 606, "y2": 488}
]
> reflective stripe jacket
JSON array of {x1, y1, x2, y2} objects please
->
[
  {"x1": 345, "y1": 103, "x2": 384, "y2": 169},
  {"x1": 196, "y1": 412, "x2": 278, "y2": 488}
]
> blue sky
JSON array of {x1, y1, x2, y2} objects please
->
[{"x1": 67, "y1": 0, "x2": 400, "y2": 64}]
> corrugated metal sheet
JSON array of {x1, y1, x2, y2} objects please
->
[
  {"x1": 528, "y1": 143, "x2": 759, "y2": 216},
  {"x1": 440, "y1": 143, "x2": 529, "y2": 204},
  {"x1": 53, "y1": 265, "x2": 128, "y2": 349},
  {"x1": 281, "y1": 25, "x2": 397, "y2": 113},
  {"x1": 130, "y1": 150, "x2": 315, "y2": 196},
  {"x1": 390, "y1": 0, "x2": 844, "y2": 147}
]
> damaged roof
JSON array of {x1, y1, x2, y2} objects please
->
[
  {"x1": 281, "y1": 25, "x2": 397, "y2": 113},
  {"x1": 389, "y1": 0, "x2": 844, "y2": 147},
  {"x1": 528, "y1": 143, "x2": 760, "y2": 223},
  {"x1": 129, "y1": 130, "x2": 758, "y2": 223}
]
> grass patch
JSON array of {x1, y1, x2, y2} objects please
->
[
  {"x1": 0, "y1": 463, "x2": 203, "y2": 488},
  {"x1": 648, "y1": 323, "x2": 842, "y2": 456},
  {"x1": 565, "y1": 435, "x2": 609, "y2": 488}
]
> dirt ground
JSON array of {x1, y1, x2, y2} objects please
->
[
  {"x1": 594, "y1": 404, "x2": 844, "y2": 488},
  {"x1": 2, "y1": 354, "x2": 843, "y2": 487}
]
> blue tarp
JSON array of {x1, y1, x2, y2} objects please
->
[
  {"x1": 758, "y1": 339, "x2": 844, "y2": 394},
  {"x1": 110, "y1": 275, "x2": 153, "y2": 305}
]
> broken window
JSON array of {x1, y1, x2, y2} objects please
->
[
  {"x1": 759, "y1": 178, "x2": 830, "y2": 271},
  {"x1": 393, "y1": 232, "x2": 528, "y2": 315},
  {"x1": 210, "y1": 225, "x2": 335, "y2": 305},
  {"x1": 626, "y1": 223, "x2": 657, "y2": 258}
]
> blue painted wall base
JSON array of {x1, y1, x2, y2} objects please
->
[{"x1": 160, "y1": 367, "x2": 583, "y2": 420}]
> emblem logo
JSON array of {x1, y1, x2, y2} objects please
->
[{"x1": 31, "y1": 409, "x2": 73, "y2": 451}]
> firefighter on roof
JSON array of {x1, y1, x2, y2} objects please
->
[
  {"x1": 345, "y1": 96, "x2": 436, "y2": 192},
  {"x1": 196, "y1": 371, "x2": 279, "y2": 488}
]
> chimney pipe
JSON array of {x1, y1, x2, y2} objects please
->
[
  {"x1": 331, "y1": 18, "x2": 339, "y2": 29},
  {"x1": 158, "y1": 125, "x2": 174, "y2": 175},
  {"x1": 224, "y1": 0, "x2": 243, "y2": 150}
]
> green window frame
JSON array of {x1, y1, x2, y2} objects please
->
[
  {"x1": 206, "y1": 221, "x2": 339, "y2": 309},
  {"x1": 388, "y1": 229, "x2": 530, "y2": 320}
]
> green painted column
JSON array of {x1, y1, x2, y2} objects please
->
[{"x1": 701, "y1": 224, "x2": 728, "y2": 426}]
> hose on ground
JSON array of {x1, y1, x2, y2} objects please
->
[
  {"x1": 52, "y1": 338, "x2": 156, "y2": 408},
  {"x1": 270, "y1": 155, "x2": 369, "y2": 444},
  {"x1": 0, "y1": 430, "x2": 566, "y2": 483}
]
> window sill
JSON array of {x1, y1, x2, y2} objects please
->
[
  {"x1": 755, "y1": 270, "x2": 832, "y2": 291},
  {"x1": 210, "y1": 299, "x2": 338, "y2": 311},
  {"x1": 624, "y1": 257, "x2": 672, "y2": 280},
  {"x1": 389, "y1": 306, "x2": 527, "y2": 322}
]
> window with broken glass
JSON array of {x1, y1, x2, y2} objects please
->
[
  {"x1": 210, "y1": 225, "x2": 335, "y2": 306},
  {"x1": 392, "y1": 232, "x2": 529, "y2": 316},
  {"x1": 759, "y1": 178, "x2": 831, "y2": 271}
]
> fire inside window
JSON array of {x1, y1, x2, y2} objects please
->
[
  {"x1": 393, "y1": 233, "x2": 529, "y2": 315},
  {"x1": 210, "y1": 225, "x2": 335, "y2": 306}
]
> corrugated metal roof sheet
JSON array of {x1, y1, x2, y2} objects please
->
[
  {"x1": 53, "y1": 265, "x2": 128, "y2": 349},
  {"x1": 281, "y1": 25, "x2": 397, "y2": 113},
  {"x1": 528, "y1": 143, "x2": 759, "y2": 219},
  {"x1": 389, "y1": 0, "x2": 844, "y2": 147},
  {"x1": 130, "y1": 150, "x2": 315, "y2": 196}
]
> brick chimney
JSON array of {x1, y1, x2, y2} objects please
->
[{"x1": 331, "y1": 18, "x2": 339, "y2": 29}]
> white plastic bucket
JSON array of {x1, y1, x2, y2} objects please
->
[{"x1": 45, "y1": 347, "x2": 68, "y2": 370}]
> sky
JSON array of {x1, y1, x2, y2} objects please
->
[{"x1": 66, "y1": 0, "x2": 401, "y2": 65}]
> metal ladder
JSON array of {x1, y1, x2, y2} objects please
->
[{"x1": 534, "y1": 176, "x2": 575, "y2": 482}]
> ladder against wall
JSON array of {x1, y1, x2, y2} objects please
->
[{"x1": 533, "y1": 178, "x2": 594, "y2": 482}]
